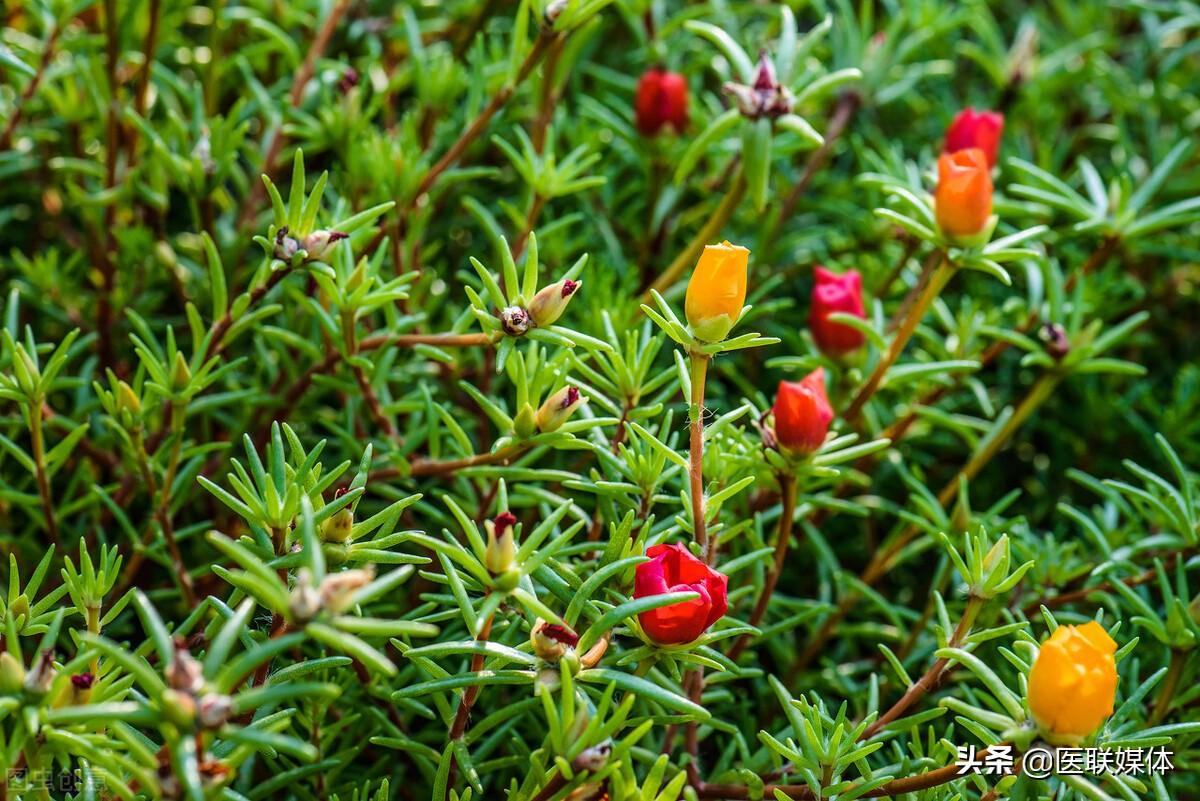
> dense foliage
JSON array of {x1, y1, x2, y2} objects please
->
[{"x1": 1, "y1": 1, "x2": 1199, "y2": 799}]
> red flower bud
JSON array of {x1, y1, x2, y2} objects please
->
[
  {"x1": 934, "y1": 148, "x2": 993, "y2": 241},
  {"x1": 71, "y1": 672, "x2": 95, "y2": 690},
  {"x1": 772, "y1": 369, "x2": 834, "y2": 456},
  {"x1": 944, "y1": 108, "x2": 1004, "y2": 168},
  {"x1": 633, "y1": 543, "x2": 727, "y2": 645},
  {"x1": 635, "y1": 68, "x2": 689, "y2": 136},
  {"x1": 809, "y1": 267, "x2": 866, "y2": 356}
]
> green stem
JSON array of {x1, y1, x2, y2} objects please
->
[
  {"x1": 843, "y1": 253, "x2": 953, "y2": 423},
  {"x1": 688, "y1": 352, "x2": 711, "y2": 561},
  {"x1": 29, "y1": 400, "x2": 59, "y2": 546},
  {"x1": 1150, "y1": 648, "x2": 1188, "y2": 725}
]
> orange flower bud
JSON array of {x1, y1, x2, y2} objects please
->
[
  {"x1": 934, "y1": 148, "x2": 993, "y2": 242},
  {"x1": 684, "y1": 241, "x2": 749, "y2": 342},
  {"x1": 1027, "y1": 621, "x2": 1118, "y2": 740}
]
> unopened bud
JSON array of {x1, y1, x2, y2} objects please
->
[
  {"x1": 166, "y1": 640, "x2": 205, "y2": 694},
  {"x1": 514, "y1": 402, "x2": 537, "y2": 439},
  {"x1": 302, "y1": 230, "x2": 349, "y2": 261},
  {"x1": 71, "y1": 672, "x2": 95, "y2": 691},
  {"x1": 544, "y1": 0, "x2": 568, "y2": 25},
  {"x1": 162, "y1": 688, "x2": 198, "y2": 728},
  {"x1": 23, "y1": 649, "x2": 55, "y2": 696},
  {"x1": 170, "y1": 352, "x2": 192, "y2": 392},
  {"x1": 536, "y1": 386, "x2": 585, "y2": 433},
  {"x1": 0, "y1": 652, "x2": 25, "y2": 694},
  {"x1": 274, "y1": 226, "x2": 300, "y2": 261},
  {"x1": 723, "y1": 52, "x2": 794, "y2": 119},
  {"x1": 321, "y1": 489, "x2": 354, "y2": 543},
  {"x1": 485, "y1": 512, "x2": 518, "y2": 575},
  {"x1": 117, "y1": 380, "x2": 142, "y2": 416},
  {"x1": 197, "y1": 693, "x2": 234, "y2": 728},
  {"x1": 527, "y1": 279, "x2": 581, "y2": 328},
  {"x1": 319, "y1": 567, "x2": 375, "y2": 614},
  {"x1": 289, "y1": 570, "x2": 322, "y2": 623},
  {"x1": 338, "y1": 68, "x2": 359, "y2": 93},
  {"x1": 572, "y1": 741, "x2": 612, "y2": 772},
  {"x1": 499, "y1": 306, "x2": 531, "y2": 336},
  {"x1": 530, "y1": 619, "x2": 580, "y2": 661},
  {"x1": 1039, "y1": 323, "x2": 1071, "y2": 360}
]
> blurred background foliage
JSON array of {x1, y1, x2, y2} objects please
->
[{"x1": 0, "y1": 0, "x2": 1199, "y2": 799}]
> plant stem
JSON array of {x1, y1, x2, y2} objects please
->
[
  {"x1": 860, "y1": 595, "x2": 983, "y2": 739},
  {"x1": 843, "y1": 252, "x2": 952, "y2": 424},
  {"x1": 688, "y1": 352, "x2": 711, "y2": 560},
  {"x1": 644, "y1": 171, "x2": 747, "y2": 300},
  {"x1": 415, "y1": 32, "x2": 557, "y2": 202},
  {"x1": 727, "y1": 473, "x2": 797, "y2": 661},
  {"x1": 760, "y1": 91, "x2": 860, "y2": 261},
  {"x1": 342, "y1": 311, "x2": 397, "y2": 437},
  {"x1": 794, "y1": 371, "x2": 1061, "y2": 672},
  {"x1": 29, "y1": 400, "x2": 59, "y2": 546},
  {"x1": 1150, "y1": 648, "x2": 1188, "y2": 725},
  {"x1": 154, "y1": 401, "x2": 197, "y2": 606},
  {"x1": 446, "y1": 611, "x2": 496, "y2": 798},
  {"x1": 0, "y1": 22, "x2": 60, "y2": 151}
]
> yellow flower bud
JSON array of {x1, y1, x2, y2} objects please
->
[
  {"x1": 535, "y1": 386, "x2": 585, "y2": 433},
  {"x1": 684, "y1": 241, "x2": 749, "y2": 342},
  {"x1": 1027, "y1": 621, "x2": 1118, "y2": 741},
  {"x1": 485, "y1": 512, "x2": 518, "y2": 575}
]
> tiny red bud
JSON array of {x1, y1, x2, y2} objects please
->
[
  {"x1": 71, "y1": 672, "x2": 95, "y2": 690},
  {"x1": 809, "y1": 267, "x2": 866, "y2": 356},
  {"x1": 635, "y1": 68, "x2": 689, "y2": 136}
]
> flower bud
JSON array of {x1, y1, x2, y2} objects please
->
[
  {"x1": 1027, "y1": 621, "x2": 1118, "y2": 741},
  {"x1": 319, "y1": 567, "x2": 375, "y2": 614},
  {"x1": 934, "y1": 148, "x2": 994, "y2": 244},
  {"x1": 572, "y1": 741, "x2": 612, "y2": 772},
  {"x1": 1039, "y1": 323, "x2": 1071, "y2": 360},
  {"x1": 635, "y1": 68, "x2": 690, "y2": 136},
  {"x1": 809, "y1": 267, "x2": 866, "y2": 356},
  {"x1": 320, "y1": 488, "x2": 354, "y2": 543},
  {"x1": 301, "y1": 230, "x2": 349, "y2": 261},
  {"x1": 634, "y1": 543, "x2": 728, "y2": 645},
  {"x1": 170, "y1": 352, "x2": 192, "y2": 393},
  {"x1": 274, "y1": 226, "x2": 300, "y2": 261},
  {"x1": 162, "y1": 688, "x2": 198, "y2": 728},
  {"x1": 771, "y1": 370, "x2": 833, "y2": 457},
  {"x1": 0, "y1": 652, "x2": 25, "y2": 694},
  {"x1": 722, "y1": 52, "x2": 794, "y2": 119},
  {"x1": 944, "y1": 108, "x2": 1004, "y2": 168},
  {"x1": 485, "y1": 512, "x2": 518, "y2": 575},
  {"x1": 527, "y1": 279, "x2": 581, "y2": 328},
  {"x1": 166, "y1": 641, "x2": 205, "y2": 694},
  {"x1": 117, "y1": 380, "x2": 142, "y2": 416},
  {"x1": 514, "y1": 402, "x2": 538, "y2": 439},
  {"x1": 23, "y1": 649, "x2": 56, "y2": 696},
  {"x1": 197, "y1": 693, "x2": 234, "y2": 728},
  {"x1": 536, "y1": 386, "x2": 585, "y2": 433},
  {"x1": 499, "y1": 306, "x2": 531, "y2": 337},
  {"x1": 289, "y1": 569, "x2": 322, "y2": 623},
  {"x1": 530, "y1": 619, "x2": 580, "y2": 661},
  {"x1": 684, "y1": 241, "x2": 750, "y2": 342}
]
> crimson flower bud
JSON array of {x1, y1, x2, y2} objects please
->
[
  {"x1": 809, "y1": 267, "x2": 866, "y2": 356},
  {"x1": 634, "y1": 543, "x2": 728, "y2": 645},
  {"x1": 71, "y1": 672, "x2": 95, "y2": 690},
  {"x1": 772, "y1": 369, "x2": 833, "y2": 456},
  {"x1": 635, "y1": 68, "x2": 689, "y2": 136},
  {"x1": 536, "y1": 385, "x2": 585, "y2": 433},
  {"x1": 485, "y1": 512, "x2": 518, "y2": 574},
  {"x1": 527, "y1": 279, "x2": 581, "y2": 328},
  {"x1": 934, "y1": 148, "x2": 994, "y2": 243},
  {"x1": 530, "y1": 619, "x2": 580, "y2": 661},
  {"x1": 944, "y1": 108, "x2": 1004, "y2": 168}
]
